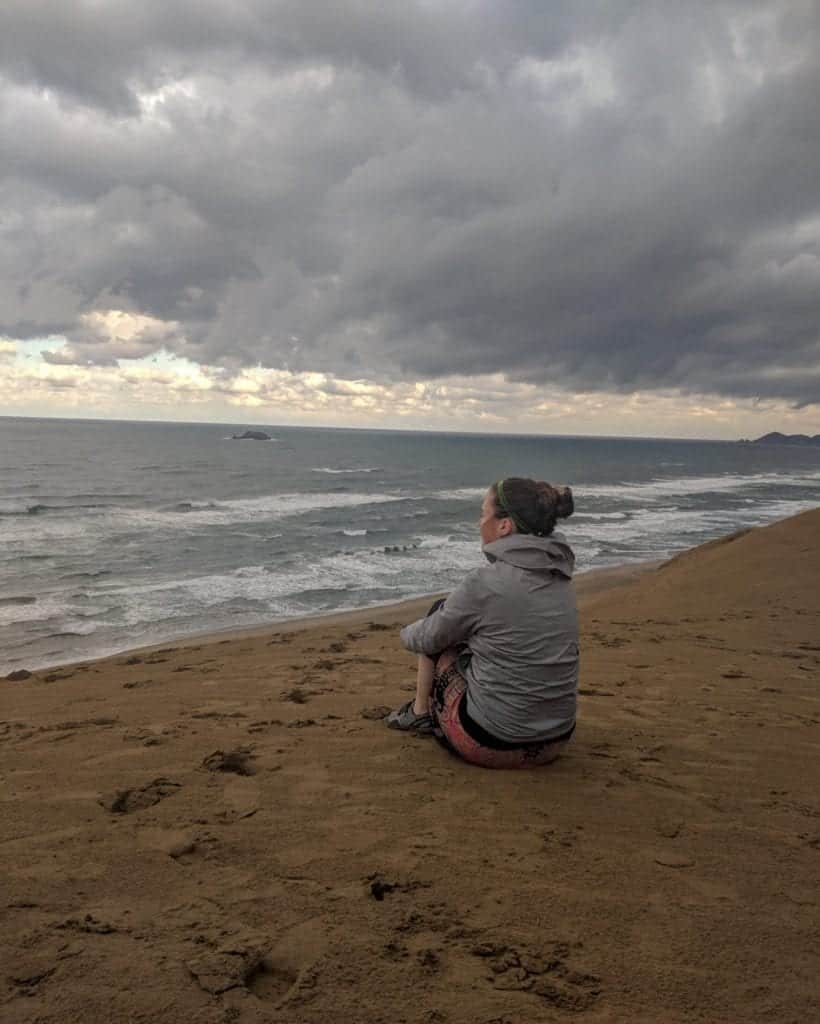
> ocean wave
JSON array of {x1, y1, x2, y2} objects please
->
[
  {"x1": 0, "y1": 501, "x2": 111, "y2": 517},
  {"x1": 572, "y1": 511, "x2": 630, "y2": 520},
  {"x1": 45, "y1": 627, "x2": 98, "y2": 639},
  {"x1": 429, "y1": 487, "x2": 486, "y2": 502},
  {"x1": 311, "y1": 466, "x2": 381, "y2": 474},
  {"x1": 0, "y1": 490, "x2": 403, "y2": 541},
  {"x1": 0, "y1": 503, "x2": 49, "y2": 516},
  {"x1": 577, "y1": 470, "x2": 820, "y2": 502},
  {"x1": 334, "y1": 526, "x2": 390, "y2": 537},
  {"x1": 63, "y1": 492, "x2": 142, "y2": 502},
  {"x1": 118, "y1": 490, "x2": 408, "y2": 530},
  {"x1": 566, "y1": 495, "x2": 820, "y2": 549},
  {"x1": 58, "y1": 570, "x2": 111, "y2": 581},
  {"x1": 0, "y1": 594, "x2": 66, "y2": 626},
  {"x1": 91, "y1": 538, "x2": 483, "y2": 628},
  {"x1": 165, "y1": 501, "x2": 221, "y2": 513}
]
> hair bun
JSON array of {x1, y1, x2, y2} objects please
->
[
  {"x1": 536, "y1": 481, "x2": 573, "y2": 520},
  {"x1": 554, "y1": 485, "x2": 574, "y2": 519},
  {"x1": 495, "y1": 477, "x2": 573, "y2": 536}
]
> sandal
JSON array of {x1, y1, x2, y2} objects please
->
[{"x1": 385, "y1": 700, "x2": 433, "y2": 734}]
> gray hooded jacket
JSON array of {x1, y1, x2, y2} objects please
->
[{"x1": 400, "y1": 532, "x2": 578, "y2": 743}]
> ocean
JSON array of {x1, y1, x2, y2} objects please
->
[{"x1": 2, "y1": 416, "x2": 819, "y2": 673}]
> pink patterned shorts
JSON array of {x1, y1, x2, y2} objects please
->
[{"x1": 429, "y1": 660, "x2": 572, "y2": 770}]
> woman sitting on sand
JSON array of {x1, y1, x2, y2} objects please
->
[{"x1": 386, "y1": 478, "x2": 578, "y2": 768}]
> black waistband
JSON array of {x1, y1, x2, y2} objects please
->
[{"x1": 459, "y1": 696, "x2": 575, "y2": 751}]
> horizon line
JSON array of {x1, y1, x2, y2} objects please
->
[{"x1": 0, "y1": 411, "x2": 791, "y2": 444}]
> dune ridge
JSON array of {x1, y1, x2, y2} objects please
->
[{"x1": 2, "y1": 509, "x2": 818, "y2": 1023}]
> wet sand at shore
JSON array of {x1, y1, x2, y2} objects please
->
[{"x1": 2, "y1": 511, "x2": 818, "y2": 1023}]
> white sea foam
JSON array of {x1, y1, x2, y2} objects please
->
[
  {"x1": 1, "y1": 489, "x2": 408, "y2": 547},
  {"x1": 0, "y1": 500, "x2": 30, "y2": 515},
  {"x1": 311, "y1": 466, "x2": 381, "y2": 474},
  {"x1": 158, "y1": 490, "x2": 402, "y2": 524},
  {"x1": 0, "y1": 595, "x2": 60, "y2": 627},
  {"x1": 566, "y1": 496, "x2": 820, "y2": 550},
  {"x1": 572, "y1": 511, "x2": 630, "y2": 520},
  {"x1": 430, "y1": 487, "x2": 486, "y2": 502},
  {"x1": 90, "y1": 532, "x2": 482, "y2": 629},
  {"x1": 577, "y1": 470, "x2": 820, "y2": 502}
]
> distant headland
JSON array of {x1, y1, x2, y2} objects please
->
[
  {"x1": 739, "y1": 432, "x2": 820, "y2": 446},
  {"x1": 231, "y1": 430, "x2": 272, "y2": 441}
]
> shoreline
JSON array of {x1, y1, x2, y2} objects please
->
[{"x1": 7, "y1": 558, "x2": 663, "y2": 677}]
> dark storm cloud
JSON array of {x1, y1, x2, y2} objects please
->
[{"x1": 1, "y1": 0, "x2": 818, "y2": 405}]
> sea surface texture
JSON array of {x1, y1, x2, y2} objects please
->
[{"x1": 2, "y1": 417, "x2": 819, "y2": 672}]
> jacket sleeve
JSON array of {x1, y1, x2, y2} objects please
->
[{"x1": 400, "y1": 570, "x2": 484, "y2": 655}]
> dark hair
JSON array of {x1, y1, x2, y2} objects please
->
[{"x1": 491, "y1": 477, "x2": 574, "y2": 537}]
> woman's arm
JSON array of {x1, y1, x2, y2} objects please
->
[{"x1": 400, "y1": 570, "x2": 483, "y2": 656}]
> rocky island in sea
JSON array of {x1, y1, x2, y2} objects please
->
[
  {"x1": 231, "y1": 429, "x2": 272, "y2": 440},
  {"x1": 740, "y1": 431, "x2": 820, "y2": 446}
]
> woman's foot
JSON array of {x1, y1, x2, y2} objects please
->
[{"x1": 385, "y1": 700, "x2": 433, "y2": 734}]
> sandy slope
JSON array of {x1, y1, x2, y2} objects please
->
[{"x1": 1, "y1": 509, "x2": 818, "y2": 1024}]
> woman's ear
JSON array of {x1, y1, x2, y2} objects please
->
[{"x1": 498, "y1": 515, "x2": 513, "y2": 536}]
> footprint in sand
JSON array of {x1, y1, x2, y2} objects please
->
[
  {"x1": 360, "y1": 705, "x2": 393, "y2": 720},
  {"x1": 186, "y1": 938, "x2": 275, "y2": 996},
  {"x1": 245, "y1": 959, "x2": 300, "y2": 1001},
  {"x1": 267, "y1": 631, "x2": 297, "y2": 646},
  {"x1": 218, "y1": 776, "x2": 261, "y2": 821},
  {"x1": 313, "y1": 659, "x2": 338, "y2": 671},
  {"x1": 471, "y1": 940, "x2": 601, "y2": 1012},
  {"x1": 99, "y1": 778, "x2": 181, "y2": 814},
  {"x1": 200, "y1": 747, "x2": 264, "y2": 820},
  {"x1": 138, "y1": 827, "x2": 198, "y2": 859},
  {"x1": 202, "y1": 747, "x2": 257, "y2": 775},
  {"x1": 280, "y1": 686, "x2": 312, "y2": 704},
  {"x1": 187, "y1": 920, "x2": 323, "y2": 1006},
  {"x1": 655, "y1": 819, "x2": 684, "y2": 839},
  {"x1": 654, "y1": 851, "x2": 695, "y2": 868},
  {"x1": 9, "y1": 959, "x2": 57, "y2": 996},
  {"x1": 122, "y1": 678, "x2": 156, "y2": 689}
]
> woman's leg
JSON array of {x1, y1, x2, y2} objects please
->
[
  {"x1": 413, "y1": 648, "x2": 457, "y2": 714},
  {"x1": 387, "y1": 648, "x2": 460, "y2": 731},
  {"x1": 413, "y1": 655, "x2": 436, "y2": 715}
]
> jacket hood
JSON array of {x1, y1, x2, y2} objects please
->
[{"x1": 482, "y1": 530, "x2": 575, "y2": 578}]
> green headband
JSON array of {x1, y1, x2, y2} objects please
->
[{"x1": 494, "y1": 479, "x2": 535, "y2": 535}]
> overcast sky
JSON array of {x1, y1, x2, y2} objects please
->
[{"x1": 1, "y1": 0, "x2": 819, "y2": 437}]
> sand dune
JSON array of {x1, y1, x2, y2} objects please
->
[{"x1": 2, "y1": 509, "x2": 818, "y2": 1023}]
